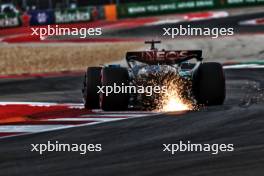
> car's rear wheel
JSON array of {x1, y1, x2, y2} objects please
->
[
  {"x1": 193, "y1": 62, "x2": 225, "y2": 105},
  {"x1": 100, "y1": 67, "x2": 129, "y2": 111},
  {"x1": 83, "y1": 67, "x2": 102, "y2": 109}
]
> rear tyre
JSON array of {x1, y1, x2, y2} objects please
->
[
  {"x1": 83, "y1": 67, "x2": 102, "y2": 109},
  {"x1": 193, "y1": 62, "x2": 225, "y2": 106},
  {"x1": 101, "y1": 67, "x2": 129, "y2": 111}
]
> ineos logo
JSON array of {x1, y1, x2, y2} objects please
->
[{"x1": 142, "y1": 51, "x2": 193, "y2": 61}]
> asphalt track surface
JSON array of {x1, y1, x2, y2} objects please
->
[
  {"x1": 107, "y1": 11, "x2": 264, "y2": 38},
  {"x1": 1, "y1": 12, "x2": 264, "y2": 176},
  {"x1": 0, "y1": 67, "x2": 263, "y2": 176}
]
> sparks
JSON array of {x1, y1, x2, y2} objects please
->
[
  {"x1": 162, "y1": 95, "x2": 191, "y2": 112},
  {"x1": 158, "y1": 75, "x2": 195, "y2": 112}
]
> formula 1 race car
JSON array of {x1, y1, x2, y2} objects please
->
[{"x1": 82, "y1": 41, "x2": 225, "y2": 111}]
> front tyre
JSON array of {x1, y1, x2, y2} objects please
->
[{"x1": 193, "y1": 62, "x2": 225, "y2": 106}]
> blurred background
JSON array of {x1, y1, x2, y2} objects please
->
[
  {"x1": 0, "y1": 0, "x2": 263, "y2": 27},
  {"x1": 0, "y1": 0, "x2": 263, "y2": 75}
]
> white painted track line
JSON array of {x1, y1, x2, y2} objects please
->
[
  {"x1": 80, "y1": 114, "x2": 153, "y2": 117},
  {"x1": 0, "y1": 125, "x2": 74, "y2": 133},
  {"x1": 224, "y1": 65, "x2": 264, "y2": 69},
  {"x1": 47, "y1": 118, "x2": 126, "y2": 122}
]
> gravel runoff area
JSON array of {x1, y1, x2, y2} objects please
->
[
  {"x1": 162, "y1": 34, "x2": 264, "y2": 63},
  {"x1": 0, "y1": 42, "x2": 143, "y2": 75},
  {"x1": 0, "y1": 34, "x2": 263, "y2": 75}
]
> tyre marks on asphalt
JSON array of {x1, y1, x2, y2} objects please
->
[{"x1": 0, "y1": 102, "x2": 157, "y2": 138}]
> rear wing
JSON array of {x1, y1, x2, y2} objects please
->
[{"x1": 126, "y1": 50, "x2": 203, "y2": 65}]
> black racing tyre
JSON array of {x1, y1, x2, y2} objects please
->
[
  {"x1": 193, "y1": 62, "x2": 225, "y2": 106},
  {"x1": 83, "y1": 67, "x2": 102, "y2": 109},
  {"x1": 101, "y1": 67, "x2": 129, "y2": 111}
]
